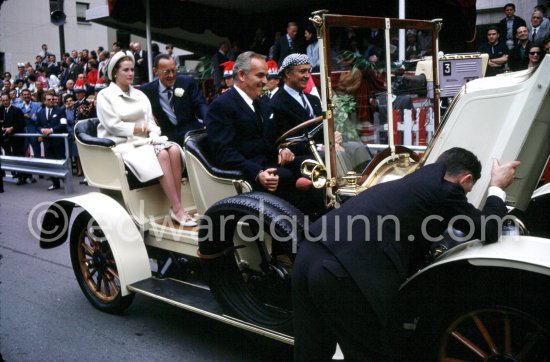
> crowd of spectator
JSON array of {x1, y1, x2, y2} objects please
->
[
  {"x1": 481, "y1": 3, "x2": 550, "y2": 75},
  {"x1": 2, "y1": 3, "x2": 549, "y2": 193}
]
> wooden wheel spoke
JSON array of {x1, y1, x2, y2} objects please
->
[
  {"x1": 106, "y1": 267, "x2": 119, "y2": 280},
  {"x1": 103, "y1": 276, "x2": 111, "y2": 297},
  {"x1": 95, "y1": 273, "x2": 103, "y2": 291},
  {"x1": 80, "y1": 241, "x2": 94, "y2": 256},
  {"x1": 451, "y1": 331, "x2": 488, "y2": 359},
  {"x1": 472, "y1": 314, "x2": 499, "y2": 354},
  {"x1": 108, "y1": 279, "x2": 119, "y2": 295}
]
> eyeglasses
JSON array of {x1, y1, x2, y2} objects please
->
[
  {"x1": 160, "y1": 69, "x2": 177, "y2": 75},
  {"x1": 529, "y1": 51, "x2": 542, "y2": 55}
]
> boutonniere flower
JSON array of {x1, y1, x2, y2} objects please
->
[{"x1": 174, "y1": 88, "x2": 184, "y2": 97}]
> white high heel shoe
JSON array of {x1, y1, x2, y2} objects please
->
[{"x1": 170, "y1": 209, "x2": 197, "y2": 227}]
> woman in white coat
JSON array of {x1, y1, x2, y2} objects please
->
[{"x1": 96, "y1": 51, "x2": 196, "y2": 227}]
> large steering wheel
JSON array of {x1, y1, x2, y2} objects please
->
[{"x1": 275, "y1": 116, "x2": 324, "y2": 147}]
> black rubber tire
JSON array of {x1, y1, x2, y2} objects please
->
[
  {"x1": 401, "y1": 263, "x2": 550, "y2": 361},
  {"x1": 199, "y1": 192, "x2": 305, "y2": 334},
  {"x1": 70, "y1": 211, "x2": 134, "y2": 314}
]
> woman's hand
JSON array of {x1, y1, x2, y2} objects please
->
[{"x1": 133, "y1": 122, "x2": 148, "y2": 136}]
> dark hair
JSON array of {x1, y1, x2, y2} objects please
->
[
  {"x1": 535, "y1": 5, "x2": 547, "y2": 14},
  {"x1": 487, "y1": 25, "x2": 500, "y2": 34},
  {"x1": 503, "y1": 3, "x2": 515, "y2": 10},
  {"x1": 436, "y1": 147, "x2": 482, "y2": 181},
  {"x1": 153, "y1": 53, "x2": 173, "y2": 68},
  {"x1": 152, "y1": 43, "x2": 160, "y2": 52}
]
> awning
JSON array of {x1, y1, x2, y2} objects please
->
[{"x1": 86, "y1": 0, "x2": 476, "y2": 56}]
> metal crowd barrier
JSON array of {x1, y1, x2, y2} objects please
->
[{"x1": 0, "y1": 133, "x2": 73, "y2": 193}]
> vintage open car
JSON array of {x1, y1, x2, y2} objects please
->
[{"x1": 40, "y1": 12, "x2": 550, "y2": 360}]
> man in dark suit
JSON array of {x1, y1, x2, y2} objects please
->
[
  {"x1": 499, "y1": 3, "x2": 527, "y2": 48},
  {"x1": 141, "y1": 54, "x2": 208, "y2": 146},
  {"x1": 207, "y1": 51, "x2": 312, "y2": 260},
  {"x1": 1, "y1": 94, "x2": 27, "y2": 184},
  {"x1": 270, "y1": 53, "x2": 370, "y2": 172},
  {"x1": 38, "y1": 91, "x2": 67, "y2": 190},
  {"x1": 211, "y1": 41, "x2": 230, "y2": 92},
  {"x1": 66, "y1": 57, "x2": 83, "y2": 82},
  {"x1": 273, "y1": 22, "x2": 304, "y2": 66},
  {"x1": 292, "y1": 147, "x2": 520, "y2": 361},
  {"x1": 508, "y1": 26, "x2": 531, "y2": 71},
  {"x1": 133, "y1": 42, "x2": 148, "y2": 84}
]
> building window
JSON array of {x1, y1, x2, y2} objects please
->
[{"x1": 76, "y1": 2, "x2": 90, "y2": 23}]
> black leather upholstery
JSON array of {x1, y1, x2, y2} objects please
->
[
  {"x1": 75, "y1": 118, "x2": 156, "y2": 190},
  {"x1": 75, "y1": 118, "x2": 116, "y2": 147},
  {"x1": 185, "y1": 129, "x2": 244, "y2": 180}
]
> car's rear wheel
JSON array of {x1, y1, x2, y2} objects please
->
[
  {"x1": 70, "y1": 211, "x2": 134, "y2": 314},
  {"x1": 199, "y1": 192, "x2": 305, "y2": 334}
]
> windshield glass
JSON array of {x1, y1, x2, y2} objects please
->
[{"x1": 314, "y1": 15, "x2": 440, "y2": 185}]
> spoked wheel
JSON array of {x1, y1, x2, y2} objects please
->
[
  {"x1": 199, "y1": 192, "x2": 305, "y2": 334},
  {"x1": 70, "y1": 211, "x2": 134, "y2": 314},
  {"x1": 439, "y1": 308, "x2": 550, "y2": 361}
]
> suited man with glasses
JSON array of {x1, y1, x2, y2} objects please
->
[{"x1": 141, "y1": 54, "x2": 208, "y2": 145}]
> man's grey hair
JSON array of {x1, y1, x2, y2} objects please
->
[{"x1": 233, "y1": 51, "x2": 266, "y2": 79}]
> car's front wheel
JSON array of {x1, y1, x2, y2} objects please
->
[{"x1": 70, "y1": 211, "x2": 134, "y2": 314}]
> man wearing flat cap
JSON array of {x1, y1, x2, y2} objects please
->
[{"x1": 271, "y1": 54, "x2": 371, "y2": 172}]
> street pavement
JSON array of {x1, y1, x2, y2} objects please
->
[{"x1": 0, "y1": 177, "x2": 293, "y2": 361}]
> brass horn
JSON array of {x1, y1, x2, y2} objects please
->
[{"x1": 300, "y1": 159, "x2": 327, "y2": 189}]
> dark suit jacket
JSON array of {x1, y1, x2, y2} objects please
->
[
  {"x1": 269, "y1": 88, "x2": 322, "y2": 154},
  {"x1": 37, "y1": 106, "x2": 67, "y2": 157},
  {"x1": 273, "y1": 35, "x2": 304, "y2": 66},
  {"x1": 1, "y1": 105, "x2": 26, "y2": 155},
  {"x1": 206, "y1": 87, "x2": 277, "y2": 180},
  {"x1": 67, "y1": 63, "x2": 84, "y2": 82},
  {"x1": 508, "y1": 42, "x2": 531, "y2": 71},
  {"x1": 270, "y1": 88, "x2": 322, "y2": 137},
  {"x1": 211, "y1": 51, "x2": 229, "y2": 91},
  {"x1": 133, "y1": 50, "x2": 149, "y2": 83},
  {"x1": 141, "y1": 75, "x2": 208, "y2": 145},
  {"x1": 499, "y1": 16, "x2": 527, "y2": 45},
  {"x1": 306, "y1": 163, "x2": 507, "y2": 323}
]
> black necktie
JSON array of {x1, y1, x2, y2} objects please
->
[
  {"x1": 166, "y1": 88, "x2": 174, "y2": 109},
  {"x1": 47, "y1": 108, "x2": 51, "y2": 120},
  {"x1": 252, "y1": 100, "x2": 263, "y2": 132},
  {"x1": 533, "y1": 28, "x2": 537, "y2": 39},
  {"x1": 300, "y1": 92, "x2": 314, "y2": 119}
]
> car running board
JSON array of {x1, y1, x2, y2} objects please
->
[{"x1": 127, "y1": 278, "x2": 294, "y2": 345}]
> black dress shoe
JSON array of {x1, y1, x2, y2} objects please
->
[
  {"x1": 27, "y1": 177, "x2": 37, "y2": 184},
  {"x1": 48, "y1": 185, "x2": 60, "y2": 191},
  {"x1": 16, "y1": 179, "x2": 26, "y2": 186}
]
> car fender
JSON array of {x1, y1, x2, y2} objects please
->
[
  {"x1": 402, "y1": 235, "x2": 550, "y2": 294},
  {"x1": 40, "y1": 192, "x2": 151, "y2": 295}
]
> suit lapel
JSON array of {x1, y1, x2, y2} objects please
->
[
  {"x1": 282, "y1": 89, "x2": 309, "y2": 120},
  {"x1": 230, "y1": 88, "x2": 262, "y2": 132}
]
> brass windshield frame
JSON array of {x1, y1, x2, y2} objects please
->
[{"x1": 310, "y1": 11, "x2": 442, "y2": 197}]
